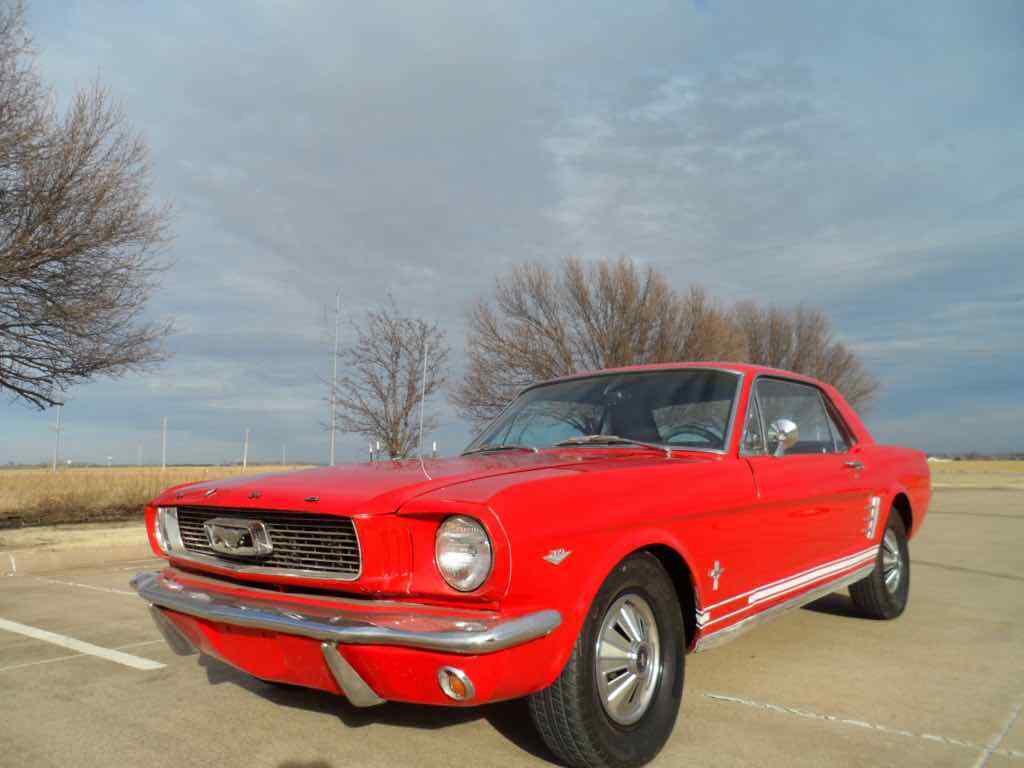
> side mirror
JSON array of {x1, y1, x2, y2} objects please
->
[{"x1": 767, "y1": 418, "x2": 799, "y2": 457}]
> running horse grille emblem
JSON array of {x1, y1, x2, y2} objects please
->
[{"x1": 203, "y1": 517, "x2": 274, "y2": 558}]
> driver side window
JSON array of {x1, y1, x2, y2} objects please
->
[{"x1": 756, "y1": 378, "x2": 837, "y2": 455}]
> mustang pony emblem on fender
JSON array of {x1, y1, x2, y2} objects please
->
[
  {"x1": 543, "y1": 548, "x2": 572, "y2": 565},
  {"x1": 709, "y1": 560, "x2": 725, "y2": 591}
]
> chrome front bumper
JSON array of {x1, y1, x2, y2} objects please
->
[
  {"x1": 132, "y1": 570, "x2": 561, "y2": 655},
  {"x1": 134, "y1": 569, "x2": 562, "y2": 707}
]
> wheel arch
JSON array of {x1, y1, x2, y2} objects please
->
[
  {"x1": 890, "y1": 490, "x2": 913, "y2": 537},
  {"x1": 554, "y1": 529, "x2": 708, "y2": 671},
  {"x1": 642, "y1": 543, "x2": 700, "y2": 651}
]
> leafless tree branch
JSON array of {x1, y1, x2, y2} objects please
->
[
  {"x1": 326, "y1": 297, "x2": 450, "y2": 459},
  {"x1": 732, "y1": 301, "x2": 879, "y2": 409},
  {"x1": 0, "y1": 1, "x2": 172, "y2": 409},
  {"x1": 453, "y1": 257, "x2": 879, "y2": 429},
  {"x1": 451, "y1": 256, "x2": 745, "y2": 427}
]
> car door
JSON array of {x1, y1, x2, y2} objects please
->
[
  {"x1": 820, "y1": 391, "x2": 881, "y2": 557},
  {"x1": 742, "y1": 377, "x2": 856, "y2": 578}
]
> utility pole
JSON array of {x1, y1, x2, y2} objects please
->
[
  {"x1": 282, "y1": 443, "x2": 286, "y2": 466},
  {"x1": 161, "y1": 417, "x2": 168, "y2": 471},
  {"x1": 50, "y1": 404, "x2": 64, "y2": 474},
  {"x1": 418, "y1": 338, "x2": 428, "y2": 459},
  {"x1": 329, "y1": 291, "x2": 341, "y2": 467},
  {"x1": 242, "y1": 428, "x2": 250, "y2": 470}
]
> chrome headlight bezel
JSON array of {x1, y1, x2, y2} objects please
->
[
  {"x1": 154, "y1": 506, "x2": 180, "y2": 554},
  {"x1": 434, "y1": 515, "x2": 493, "y2": 592}
]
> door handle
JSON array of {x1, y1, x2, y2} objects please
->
[{"x1": 844, "y1": 460, "x2": 864, "y2": 470}]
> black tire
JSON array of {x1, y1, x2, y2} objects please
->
[
  {"x1": 528, "y1": 553, "x2": 685, "y2": 768},
  {"x1": 850, "y1": 511, "x2": 910, "y2": 620}
]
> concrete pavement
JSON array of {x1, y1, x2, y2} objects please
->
[
  {"x1": 0, "y1": 488, "x2": 1020, "y2": 768},
  {"x1": 0, "y1": 521, "x2": 149, "y2": 576}
]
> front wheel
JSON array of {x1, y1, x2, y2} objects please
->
[
  {"x1": 528, "y1": 553, "x2": 684, "y2": 768},
  {"x1": 850, "y1": 510, "x2": 910, "y2": 619}
]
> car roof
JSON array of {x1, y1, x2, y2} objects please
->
[{"x1": 528, "y1": 361, "x2": 827, "y2": 391}]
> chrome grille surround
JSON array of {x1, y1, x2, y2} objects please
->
[{"x1": 160, "y1": 506, "x2": 361, "y2": 581}]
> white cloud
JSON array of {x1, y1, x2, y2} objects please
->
[{"x1": 4, "y1": 0, "x2": 1019, "y2": 462}]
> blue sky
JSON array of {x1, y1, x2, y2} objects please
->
[{"x1": 3, "y1": 1, "x2": 1021, "y2": 464}]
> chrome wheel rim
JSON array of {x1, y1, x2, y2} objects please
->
[
  {"x1": 881, "y1": 529, "x2": 903, "y2": 594},
  {"x1": 594, "y1": 594, "x2": 661, "y2": 726}
]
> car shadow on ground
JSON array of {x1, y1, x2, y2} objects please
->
[
  {"x1": 801, "y1": 592, "x2": 864, "y2": 619},
  {"x1": 197, "y1": 655, "x2": 557, "y2": 765}
]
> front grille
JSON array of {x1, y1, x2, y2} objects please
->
[{"x1": 175, "y1": 506, "x2": 361, "y2": 578}]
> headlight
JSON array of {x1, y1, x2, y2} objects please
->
[
  {"x1": 435, "y1": 515, "x2": 493, "y2": 592},
  {"x1": 153, "y1": 506, "x2": 178, "y2": 554}
]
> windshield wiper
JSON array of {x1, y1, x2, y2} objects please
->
[
  {"x1": 555, "y1": 434, "x2": 672, "y2": 458},
  {"x1": 462, "y1": 443, "x2": 539, "y2": 456}
]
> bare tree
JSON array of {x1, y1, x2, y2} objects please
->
[
  {"x1": 452, "y1": 256, "x2": 743, "y2": 426},
  {"x1": 328, "y1": 298, "x2": 450, "y2": 459},
  {"x1": 0, "y1": 1, "x2": 171, "y2": 408},
  {"x1": 732, "y1": 301, "x2": 879, "y2": 409}
]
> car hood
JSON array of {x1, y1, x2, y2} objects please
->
[{"x1": 155, "y1": 451, "x2": 710, "y2": 517}]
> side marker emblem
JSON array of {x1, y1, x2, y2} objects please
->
[
  {"x1": 543, "y1": 548, "x2": 572, "y2": 565},
  {"x1": 865, "y1": 495, "x2": 882, "y2": 538}
]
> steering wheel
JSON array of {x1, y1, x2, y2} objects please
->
[{"x1": 664, "y1": 423, "x2": 723, "y2": 447}]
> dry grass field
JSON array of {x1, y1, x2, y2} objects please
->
[
  {"x1": 928, "y1": 459, "x2": 1024, "y2": 489},
  {"x1": 0, "y1": 459, "x2": 1020, "y2": 529},
  {"x1": 0, "y1": 465, "x2": 313, "y2": 528}
]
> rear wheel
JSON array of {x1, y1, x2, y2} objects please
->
[
  {"x1": 850, "y1": 511, "x2": 910, "y2": 619},
  {"x1": 528, "y1": 553, "x2": 685, "y2": 768}
]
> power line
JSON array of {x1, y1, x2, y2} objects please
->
[{"x1": 329, "y1": 290, "x2": 340, "y2": 467}]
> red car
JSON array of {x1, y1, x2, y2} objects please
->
[{"x1": 134, "y1": 363, "x2": 930, "y2": 768}]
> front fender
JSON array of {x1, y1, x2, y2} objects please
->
[
  {"x1": 507, "y1": 523, "x2": 705, "y2": 690},
  {"x1": 567, "y1": 527, "x2": 704, "y2": 635}
]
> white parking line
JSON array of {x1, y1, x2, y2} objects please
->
[
  {"x1": 0, "y1": 618, "x2": 164, "y2": 671},
  {"x1": 32, "y1": 575, "x2": 135, "y2": 596},
  {"x1": 974, "y1": 702, "x2": 1024, "y2": 768},
  {"x1": 702, "y1": 692, "x2": 1024, "y2": 762},
  {"x1": 0, "y1": 639, "x2": 164, "y2": 674}
]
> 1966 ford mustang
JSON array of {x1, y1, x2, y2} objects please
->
[{"x1": 133, "y1": 363, "x2": 930, "y2": 768}]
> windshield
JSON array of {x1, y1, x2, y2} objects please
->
[{"x1": 464, "y1": 369, "x2": 740, "y2": 454}]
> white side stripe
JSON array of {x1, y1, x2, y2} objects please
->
[
  {"x1": 747, "y1": 548, "x2": 878, "y2": 605},
  {"x1": 0, "y1": 618, "x2": 164, "y2": 671},
  {"x1": 696, "y1": 546, "x2": 879, "y2": 629},
  {"x1": 703, "y1": 545, "x2": 879, "y2": 612}
]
